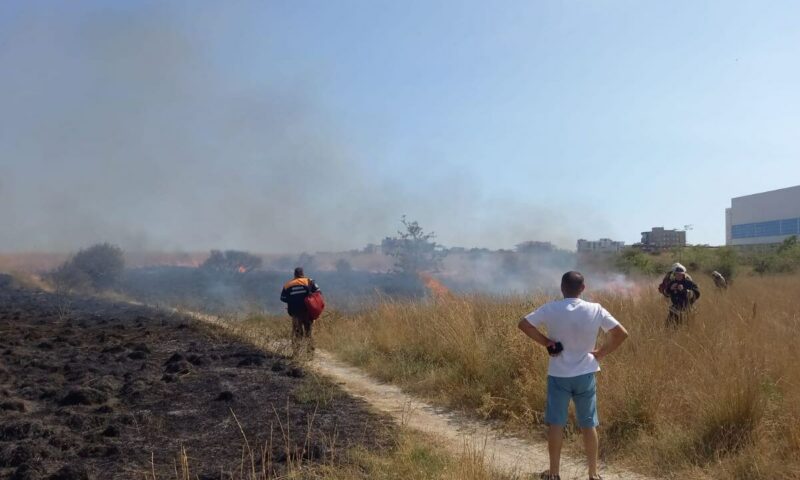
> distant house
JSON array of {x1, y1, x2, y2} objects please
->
[
  {"x1": 576, "y1": 238, "x2": 625, "y2": 253},
  {"x1": 640, "y1": 227, "x2": 686, "y2": 250}
]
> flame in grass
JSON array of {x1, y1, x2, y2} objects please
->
[
  {"x1": 418, "y1": 272, "x2": 452, "y2": 299},
  {"x1": 237, "y1": 265, "x2": 247, "y2": 273}
]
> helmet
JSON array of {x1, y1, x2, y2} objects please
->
[{"x1": 671, "y1": 262, "x2": 687, "y2": 273}]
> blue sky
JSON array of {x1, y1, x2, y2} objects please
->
[{"x1": 1, "y1": 1, "x2": 798, "y2": 252}]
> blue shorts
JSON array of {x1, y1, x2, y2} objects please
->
[{"x1": 545, "y1": 372, "x2": 599, "y2": 428}]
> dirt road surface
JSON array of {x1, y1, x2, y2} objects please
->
[{"x1": 308, "y1": 350, "x2": 657, "y2": 480}]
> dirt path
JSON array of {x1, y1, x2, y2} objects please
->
[
  {"x1": 309, "y1": 350, "x2": 655, "y2": 480},
  {"x1": 180, "y1": 309, "x2": 657, "y2": 480}
]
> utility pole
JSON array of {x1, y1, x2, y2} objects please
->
[{"x1": 683, "y1": 224, "x2": 694, "y2": 246}]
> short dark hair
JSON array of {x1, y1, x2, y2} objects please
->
[
  {"x1": 294, "y1": 267, "x2": 304, "y2": 278},
  {"x1": 561, "y1": 271, "x2": 584, "y2": 295}
]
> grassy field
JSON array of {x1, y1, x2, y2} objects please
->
[{"x1": 297, "y1": 274, "x2": 800, "y2": 479}]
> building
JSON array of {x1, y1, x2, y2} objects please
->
[
  {"x1": 726, "y1": 185, "x2": 800, "y2": 246},
  {"x1": 641, "y1": 227, "x2": 686, "y2": 250},
  {"x1": 576, "y1": 238, "x2": 625, "y2": 253},
  {"x1": 515, "y1": 241, "x2": 557, "y2": 253}
]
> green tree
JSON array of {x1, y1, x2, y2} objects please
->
[{"x1": 381, "y1": 216, "x2": 446, "y2": 274}]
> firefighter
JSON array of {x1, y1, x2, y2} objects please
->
[
  {"x1": 280, "y1": 267, "x2": 321, "y2": 352},
  {"x1": 661, "y1": 264, "x2": 700, "y2": 327},
  {"x1": 711, "y1": 271, "x2": 728, "y2": 290},
  {"x1": 657, "y1": 263, "x2": 693, "y2": 295}
]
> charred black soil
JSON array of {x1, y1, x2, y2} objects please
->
[{"x1": 0, "y1": 285, "x2": 392, "y2": 479}]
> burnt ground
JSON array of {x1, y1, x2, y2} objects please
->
[{"x1": 0, "y1": 284, "x2": 393, "y2": 480}]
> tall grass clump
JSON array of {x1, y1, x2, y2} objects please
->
[{"x1": 310, "y1": 274, "x2": 800, "y2": 479}]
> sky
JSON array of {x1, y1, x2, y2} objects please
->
[{"x1": 1, "y1": 0, "x2": 798, "y2": 253}]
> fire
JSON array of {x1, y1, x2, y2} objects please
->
[
  {"x1": 418, "y1": 272, "x2": 451, "y2": 298},
  {"x1": 237, "y1": 266, "x2": 247, "y2": 273}
]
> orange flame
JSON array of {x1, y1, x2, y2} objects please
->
[
  {"x1": 237, "y1": 266, "x2": 247, "y2": 273},
  {"x1": 418, "y1": 272, "x2": 451, "y2": 298}
]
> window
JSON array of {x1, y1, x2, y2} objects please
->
[{"x1": 732, "y1": 217, "x2": 800, "y2": 239}]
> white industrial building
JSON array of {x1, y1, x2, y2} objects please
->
[
  {"x1": 726, "y1": 185, "x2": 800, "y2": 246},
  {"x1": 577, "y1": 238, "x2": 625, "y2": 253}
]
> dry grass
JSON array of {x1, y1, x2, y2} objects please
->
[
  {"x1": 158, "y1": 312, "x2": 513, "y2": 480},
  {"x1": 304, "y1": 274, "x2": 800, "y2": 479},
  {"x1": 149, "y1": 415, "x2": 511, "y2": 480}
]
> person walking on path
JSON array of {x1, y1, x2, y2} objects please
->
[
  {"x1": 518, "y1": 271, "x2": 629, "y2": 480},
  {"x1": 280, "y1": 267, "x2": 321, "y2": 352}
]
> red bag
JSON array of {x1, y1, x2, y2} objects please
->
[{"x1": 304, "y1": 291, "x2": 325, "y2": 320}]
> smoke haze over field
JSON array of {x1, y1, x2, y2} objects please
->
[
  {"x1": 0, "y1": 2, "x2": 607, "y2": 253},
  {"x1": 3, "y1": 2, "x2": 799, "y2": 251}
]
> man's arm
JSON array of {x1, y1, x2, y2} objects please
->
[
  {"x1": 591, "y1": 325, "x2": 629, "y2": 361},
  {"x1": 280, "y1": 287, "x2": 289, "y2": 303},
  {"x1": 517, "y1": 318, "x2": 555, "y2": 348}
]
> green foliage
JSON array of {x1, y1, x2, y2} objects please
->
[
  {"x1": 777, "y1": 235, "x2": 798, "y2": 254},
  {"x1": 751, "y1": 236, "x2": 800, "y2": 274},
  {"x1": 713, "y1": 246, "x2": 739, "y2": 281},
  {"x1": 52, "y1": 243, "x2": 125, "y2": 292},
  {"x1": 615, "y1": 245, "x2": 742, "y2": 280},
  {"x1": 614, "y1": 248, "x2": 663, "y2": 275},
  {"x1": 382, "y1": 216, "x2": 446, "y2": 274},
  {"x1": 614, "y1": 238, "x2": 800, "y2": 278}
]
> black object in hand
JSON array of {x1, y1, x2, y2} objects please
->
[{"x1": 547, "y1": 342, "x2": 564, "y2": 356}]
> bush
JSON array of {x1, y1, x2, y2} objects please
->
[
  {"x1": 712, "y1": 246, "x2": 738, "y2": 281},
  {"x1": 750, "y1": 236, "x2": 800, "y2": 275},
  {"x1": 52, "y1": 243, "x2": 125, "y2": 292},
  {"x1": 615, "y1": 248, "x2": 662, "y2": 275},
  {"x1": 200, "y1": 250, "x2": 263, "y2": 273}
]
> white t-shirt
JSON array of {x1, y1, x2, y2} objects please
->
[{"x1": 524, "y1": 298, "x2": 621, "y2": 378}]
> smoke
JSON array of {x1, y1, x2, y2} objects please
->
[{"x1": 0, "y1": 2, "x2": 597, "y2": 254}]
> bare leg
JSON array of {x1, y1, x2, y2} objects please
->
[
  {"x1": 582, "y1": 427, "x2": 599, "y2": 478},
  {"x1": 548, "y1": 425, "x2": 564, "y2": 476}
]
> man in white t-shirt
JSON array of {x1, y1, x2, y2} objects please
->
[{"x1": 518, "y1": 271, "x2": 629, "y2": 480}]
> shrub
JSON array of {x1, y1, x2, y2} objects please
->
[
  {"x1": 712, "y1": 246, "x2": 738, "y2": 281},
  {"x1": 200, "y1": 250, "x2": 263, "y2": 273},
  {"x1": 52, "y1": 243, "x2": 125, "y2": 292},
  {"x1": 615, "y1": 248, "x2": 660, "y2": 275}
]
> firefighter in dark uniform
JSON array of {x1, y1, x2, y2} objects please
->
[
  {"x1": 661, "y1": 265, "x2": 700, "y2": 327},
  {"x1": 280, "y1": 267, "x2": 321, "y2": 348}
]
